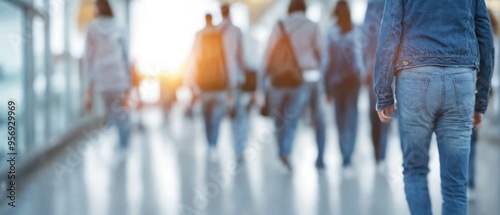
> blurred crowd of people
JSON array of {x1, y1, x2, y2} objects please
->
[{"x1": 81, "y1": 0, "x2": 498, "y2": 214}]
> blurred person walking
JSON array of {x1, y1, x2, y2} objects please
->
[
  {"x1": 263, "y1": 0, "x2": 322, "y2": 170},
  {"x1": 190, "y1": 5, "x2": 246, "y2": 161},
  {"x1": 83, "y1": 0, "x2": 131, "y2": 156},
  {"x1": 468, "y1": 9, "x2": 499, "y2": 201},
  {"x1": 375, "y1": 0, "x2": 494, "y2": 214},
  {"x1": 362, "y1": 0, "x2": 390, "y2": 169},
  {"x1": 185, "y1": 14, "x2": 214, "y2": 118},
  {"x1": 218, "y1": 4, "x2": 253, "y2": 163},
  {"x1": 324, "y1": 1, "x2": 361, "y2": 170}
]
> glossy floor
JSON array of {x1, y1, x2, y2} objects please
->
[{"x1": 3, "y1": 89, "x2": 500, "y2": 215}]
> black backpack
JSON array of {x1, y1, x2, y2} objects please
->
[
  {"x1": 266, "y1": 21, "x2": 303, "y2": 88},
  {"x1": 195, "y1": 25, "x2": 229, "y2": 91}
]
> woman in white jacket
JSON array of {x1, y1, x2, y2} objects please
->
[{"x1": 83, "y1": 0, "x2": 131, "y2": 153}]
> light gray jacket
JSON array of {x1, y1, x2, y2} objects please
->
[{"x1": 83, "y1": 17, "x2": 130, "y2": 93}]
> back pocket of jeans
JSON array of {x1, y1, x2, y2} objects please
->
[
  {"x1": 453, "y1": 78, "x2": 475, "y2": 115},
  {"x1": 397, "y1": 77, "x2": 430, "y2": 113}
]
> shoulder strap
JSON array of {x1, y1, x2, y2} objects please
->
[
  {"x1": 278, "y1": 21, "x2": 286, "y2": 36},
  {"x1": 278, "y1": 20, "x2": 294, "y2": 44},
  {"x1": 310, "y1": 25, "x2": 321, "y2": 62},
  {"x1": 277, "y1": 20, "x2": 301, "y2": 71}
]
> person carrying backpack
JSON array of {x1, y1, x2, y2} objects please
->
[
  {"x1": 263, "y1": 0, "x2": 323, "y2": 170},
  {"x1": 324, "y1": 1, "x2": 361, "y2": 172},
  {"x1": 83, "y1": 0, "x2": 131, "y2": 157},
  {"x1": 190, "y1": 4, "x2": 245, "y2": 161}
]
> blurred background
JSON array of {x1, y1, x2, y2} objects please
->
[{"x1": 0, "y1": 0, "x2": 500, "y2": 215}]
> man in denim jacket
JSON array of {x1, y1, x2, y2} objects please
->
[{"x1": 374, "y1": 0, "x2": 494, "y2": 214}]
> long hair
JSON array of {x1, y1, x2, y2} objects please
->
[
  {"x1": 488, "y1": 9, "x2": 499, "y2": 36},
  {"x1": 96, "y1": 0, "x2": 114, "y2": 17},
  {"x1": 333, "y1": 1, "x2": 353, "y2": 34},
  {"x1": 288, "y1": 0, "x2": 306, "y2": 14}
]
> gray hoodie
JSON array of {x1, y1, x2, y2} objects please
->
[{"x1": 83, "y1": 17, "x2": 130, "y2": 93}]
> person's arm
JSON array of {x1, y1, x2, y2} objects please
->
[
  {"x1": 83, "y1": 28, "x2": 95, "y2": 112},
  {"x1": 236, "y1": 29, "x2": 246, "y2": 74},
  {"x1": 83, "y1": 28, "x2": 94, "y2": 94},
  {"x1": 186, "y1": 32, "x2": 202, "y2": 92},
  {"x1": 474, "y1": 0, "x2": 495, "y2": 114},
  {"x1": 323, "y1": 29, "x2": 336, "y2": 101},
  {"x1": 121, "y1": 29, "x2": 132, "y2": 92},
  {"x1": 313, "y1": 24, "x2": 323, "y2": 69},
  {"x1": 229, "y1": 27, "x2": 246, "y2": 102},
  {"x1": 312, "y1": 24, "x2": 327, "y2": 95},
  {"x1": 374, "y1": 0, "x2": 404, "y2": 112},
  {"x1": 120, "y1": 30, "x2": 132, "y2": 107}
]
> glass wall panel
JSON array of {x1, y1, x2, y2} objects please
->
[
  {"x1": 0, "y1": 1, "x2": 26, "y2": 153},
  {"x1": 47, "y1": 0, "x2": 68, "y2": 139},
  {"x1": 33, "y1": 15, "x2": 47, "y2": 147}
]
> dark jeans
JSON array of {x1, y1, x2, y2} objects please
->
[
  {"x1": 469, "y1": 129, "x2": 477, "y2": 189},
  {"x1": 369, "y1": 80, "x2": 391, "y2": 162},
  {"x1": 306, "y1": 82, "x2": 326, "y2": 164},
  {"x1": 331, "y1": 76, "x2": 360, "y2": 166},
  {"x1": 201, "y1": 92, "x2": 226, "y2": 147},
  {"x1": 270, "y1": 84, "x2": 309, "y2": 156}
]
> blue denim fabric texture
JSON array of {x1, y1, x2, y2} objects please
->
[
  {"x1": 469, "y1": 129, "x2": 478, "y2": 189},
  {"x1": 201, "y1": 92, "x2": 227, "y2": 147},
  {"x1": 103, "y1": 91, "x2": 131, "y2": 149},
  {"x1": 269, "y1": 84, "x2": 309, "y2": 156},
  {"x1": 305, "y1": 82, "x2": 326, "y2": 165},
  {"x1": 362, "y1": 0, "x2": 385, "y2": 72},
  {"x1": 332, "y1": 76, "x2": 360, "y2": 166},
  {"x1": 232, "y1": 90, "x2": 251, "y2": 157},
  {"x1": 396, "y1": 66, "x2": 475, "y2": 215},
  {"x1": 375, "y1": 0, "x2": 494, "y2": 113}
]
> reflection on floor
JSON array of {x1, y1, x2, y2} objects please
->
[{"x1": 2, "y1": 89, "x2": 500, "y2": 215}]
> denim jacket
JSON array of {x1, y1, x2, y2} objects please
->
[
  {"x1": 362, "y1": 0, "x2": 385, "y2": 73},
  {"x1": 374, "y1": 0, "x2": 495, "y2": 113}
]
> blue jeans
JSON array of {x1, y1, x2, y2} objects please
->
[
  {"x1": 332, "y1": 77, "x2": 360, "y2": 166},
  {"x1": 232, "y1": 90, "x2": 251, "y2": 157},
  {"x1": 270, "y1": 84, "x2": 309, "y2": 156},
  {"x1": 468, "y1": 129, "x2": 477, "y2": 189},
  {"x1": 306, "y1": 82, "x2": 326, "y2": 163},
  {"x1": 201, "y1": 92, "x2": 226, "y2": 147},
  {"x1": 102, "y1": 91, "x2": 131, "y2": 149},
  {"x1": 369, "y1": 80, "x2": 391, "y2": 162},
  {"x1": 396, "y1": 66, "x2": 474, "y2": 215}
]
